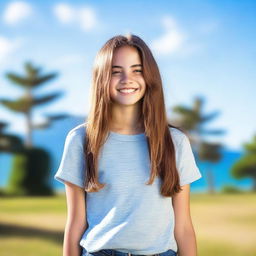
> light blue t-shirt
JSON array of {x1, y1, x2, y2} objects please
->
[{"x1": 54, "y1": 123, "x2": 202, "y2": 254}]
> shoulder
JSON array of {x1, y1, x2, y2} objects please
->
[
  {"x1": 168, "y1": 126, "x2": 191, "y2": 151},
  {"x1": 168, "y1": 126, "x2": 187, "y2": 143},
  {"x1": 66, "y1": 122, "x2": 87, "y2": 143}
]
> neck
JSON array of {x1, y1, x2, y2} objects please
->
[{"x1": 109, "y1": 104, "x2": 144, "y2": 134}]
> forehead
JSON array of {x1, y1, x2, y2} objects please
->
[{"x1": 112, "y1": 46, "x2": 141, "y2": 64}]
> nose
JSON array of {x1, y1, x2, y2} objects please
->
[{"x1": 120, "y1": 71, "x2": 133, "y2": 84}]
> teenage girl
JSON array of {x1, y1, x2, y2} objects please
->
[{"x1": 54, "y1": 34, "x2": 202, "y2": 256}]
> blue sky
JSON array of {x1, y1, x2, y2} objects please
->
[{"x1": 0, "y1": 0, "x2": 255, "y2": 150}]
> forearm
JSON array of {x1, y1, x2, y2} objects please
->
[
  {"x1": 175, "y1": 224, "x2": 198, "y2": 256},
  {"x1": 63, "y1": 221, "x2": 87, "y2": 256}
]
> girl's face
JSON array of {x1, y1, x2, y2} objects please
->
[{"x1": 109, "y1": 46, "x2": 146, "y2": 107}]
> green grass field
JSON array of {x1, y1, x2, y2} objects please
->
[{"x1": 0, "y1": 192, "x2": 255, "y2": 256}]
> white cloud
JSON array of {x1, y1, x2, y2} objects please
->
[
  {"x1": 162, "y1": 16, "x2": 177, "y2": 30},
  {"x1": 3, "y1": 1, "x2": 32, "y2": 25},
  {"x1": 151, "y1": 16, "x2": 207, "y2": 58},
  {"x1": 151, "y1": 16, "x2": 186, "y2": 56},
  {"x1": 151, "y1": 16, "x2": 219, "y2": 58},
  {"x1": 78, "y1": 7, "x2": 96, "y2": 31},
  {"x1": 0, "y1": 36, "x2": 22, "y2": 64},
  {"x1": 151, "y1": 29, "x2": 185, "y2": 55},
  {"x1": 53, "y1": 3, "x2": 97, "y2": 31},
  {"x1": 53, "y1": 3, "x2": 74, "y2": 24}
]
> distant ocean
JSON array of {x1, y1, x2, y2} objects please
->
[{"x1": 0, "y1": 117, "x2": 252, "y2": 193}]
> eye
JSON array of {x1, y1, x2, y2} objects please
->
[
  {"x1": 111, "y1": 70, "x2": 142, "y2": 75},
  {"x1": 112, "y1": 71, "x2": 121, "y2": 74}
]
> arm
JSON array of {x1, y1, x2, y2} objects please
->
[
  {"x1": 63, "y1": 181, "x2": 88, "y2": 256},
  {"x1": 172, "y1": 184, "x2": 198, "y2": 256}
]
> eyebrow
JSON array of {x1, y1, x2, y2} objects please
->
[{"x1": 112, "y1": 64, "x2": 142, "y2": 68}]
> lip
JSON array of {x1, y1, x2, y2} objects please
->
[{"x1": 117, "y1": 88, "x2": 138, "y2": 90}]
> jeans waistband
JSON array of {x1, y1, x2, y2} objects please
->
[{"x1": 83, "y1": 248, "x2": 177, "y2": 256}]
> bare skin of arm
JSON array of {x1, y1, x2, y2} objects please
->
[
  {"x1": 172, "y1": 184, "x2": 198, "y2": 256},
  {"x1": 63, "y1": 181, "x2": 88, "y2": 256}
]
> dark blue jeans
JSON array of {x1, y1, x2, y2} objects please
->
[{"x1": 82, "y1": 248, "x2": 177, "y2": 256}]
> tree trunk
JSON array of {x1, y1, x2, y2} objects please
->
[
  {"x1": 24, "y1": 88, "x2": 33, "y2": 149},
  {"x1": 206, "y1": 167, "x2": 215, "y2": 194},
  {"x1": 252, "y1": 178, "x2": 256, "y2": 191},
  {"x1": 25, "y1": 110, "x2": 32, "y2": 148}
]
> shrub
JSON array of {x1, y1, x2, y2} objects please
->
[
  {"x1": 6, "y1": 147, "x2": 54, "y2": 196},
  {"x1": 221, "y1": 185, "x2": 243, "y2": 194}
]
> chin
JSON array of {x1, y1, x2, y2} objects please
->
[{"x1": 118, "y1": 100, "x2": 143, "y2": 106}]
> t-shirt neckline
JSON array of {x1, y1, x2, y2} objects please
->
[{"x1": 109, "y1": 130, "x2": 146, "y2": 141}]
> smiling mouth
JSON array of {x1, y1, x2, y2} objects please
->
[
  {"x1": 117, "y1": 88, "x2": 138, "y2": 94},
  {"x1": 117, "y1": 89, "x2": 138, "y2": 95}
]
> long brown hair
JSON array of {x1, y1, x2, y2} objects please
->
[{"x1": 83, "y1": 34, "x2": 183, "y2": 197}]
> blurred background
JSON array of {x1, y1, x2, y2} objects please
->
[{"x1": 0, "y1": 0, "x2": 255, "y2": 255}]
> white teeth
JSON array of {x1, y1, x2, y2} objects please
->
[{"x1": 119, "y1": 89, "x2": 137, "y2": 93}]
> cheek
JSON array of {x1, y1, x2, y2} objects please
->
[
  {"x1": 109, "y1": 77, "x2": 118, "y2": 88},
  {"x1": 138, "y1": 75, "x2": 146, "y2": 83},
  {"x1": 139, "y1": 78, "x2": 146, "y2": 90},
  {"x1": 141, "y1": 86, "x2": 146, "y2": 96},
  {"x1": 109, "y1": 80, "x2": 118, "y2": 98}
]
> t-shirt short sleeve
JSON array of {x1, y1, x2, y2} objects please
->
[
  {"x1": 54, "y1": 129, "x2": 86, "y2": 188},
  {"x1": 176, "y1": 133, "x2": 202, "y2": 186}
]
